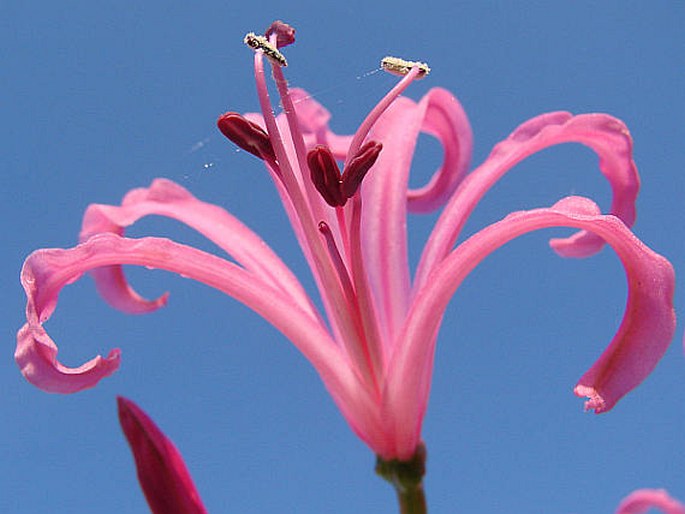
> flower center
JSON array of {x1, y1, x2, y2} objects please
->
[{"x1": 216, "y1": 21, "x2": 430, "y2": 394}]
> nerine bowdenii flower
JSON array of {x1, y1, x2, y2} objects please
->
[{"x1": 16, "y1": 21, "x2": 675, "y2": 461}]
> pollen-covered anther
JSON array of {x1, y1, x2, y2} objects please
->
[
  {"x1": 380, "y1": 56, "x2": 430, "y2": 78},
  {"x1": 341, "y1": 141, "x2": 383, "y2": 199},
  {"x1": 244, "y1": 32, "x2": 288, "y2": 67},
  {"x1": 308, "y1": 145, "x2": 345, "y2": 207},
  {"x1": 217, "y1": 112, "x2": 276, "y2": 161},
  {"x1": 265, "y1": 20, "x2": 296, "y2": 48}
]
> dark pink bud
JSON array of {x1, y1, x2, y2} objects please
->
[
  {"x1": 265, "y1": 20, "x2": 296, "y2": 48},
  {"x1": 341, "y1": 141, "x2": 383, "y2": 199},
  {"x1": 217, "y1": 112, "x2": 276, "y2": 161},
  {"x1": 117, "y1": 397, "x2": 207, "y2": 514},
  {"x1": 307, "y1": 145, "x2": 345, "y2": 207}
]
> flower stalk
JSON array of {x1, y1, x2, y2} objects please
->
[{"x1": 376, "y1": 444, "x2": 427, "y2": 514}]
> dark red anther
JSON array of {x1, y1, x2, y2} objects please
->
[
  {"x1": 341, "y1": 141, "x2": 383, "y2": 200},
  {"x1": 217, "y1": 112, "x2": 276, "y2": 162},
  {"x1": 265, "y1": 21, "x2": 296, "y2": 48},
  {"x1": 307, "y1": 145, "x2": 345, "y2": 207}
]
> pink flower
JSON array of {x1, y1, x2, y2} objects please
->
[
  {"x1": 16, "y1": 22, "x2": 675, "y2": 461},
  {"x1": 616, "y1": 489, "x2": 685, "y2": 514},
  {"x1": 118, "y1": 397, "x2": 207, "y2": 514}
]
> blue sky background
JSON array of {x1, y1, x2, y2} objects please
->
[{"x1": 3, "y1": 2, "x2": 684, "y2": 513}]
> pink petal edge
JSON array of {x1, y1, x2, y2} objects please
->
[
  {"x1": 616, "y1": 489, "x2": 685, "y2": 514},
  {"x1": 406, "y1": 87, "x2": 473, "y2": 213}
]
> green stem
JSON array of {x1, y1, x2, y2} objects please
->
[{"x1": 376, "y1": 443, "x2": 427, "y2": 514}]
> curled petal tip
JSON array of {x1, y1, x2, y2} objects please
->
[
  {"x1": 92, "y1": 266, "x2": 170, "y2": 315},
  {"x1": 548, "y1": 197, "x2": 603, "y2": 257},
  {"x1": 616, "y1": 489, "x2": 685, "y2": 514},
  {"x1": 551, "y1": 196, "x2": 602, "y2": 216},
  {"x1": 573, "y1": 384, "x2": 607, "y2": 413},
  {"x1": 16, "y1": 321, "x2": 121, "y2": 393}
]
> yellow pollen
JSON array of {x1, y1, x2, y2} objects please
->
[
  {"x1": 244, "y1": 32, "x2": 288, "y2": 67},
  {"x1": 380, "y1": 56, "x2": 430, "y2": 78}
]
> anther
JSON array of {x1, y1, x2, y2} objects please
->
[
  {"x1": 244, "y1": 32, "x2": 288, "y2": 67},
  {"x1": 341, "y1": 141, "x2": 383, "y2": 199},
  {"x1": 380, "y1": 56, "x2": 430, "y2": 78},
  {"x1": 265, "y1": 20, "x2": 296, "y2": 48},
  {"x1": 308, "y1": 145, "x2": 345, "y2": 207},
  {"x1": 308, "y1": 141, "x2": 383, "y2": 207},
  {"x1": 217, "y1": 112, "x2": 276, "y2": 161}
]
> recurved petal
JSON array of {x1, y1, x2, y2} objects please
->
[
  {"x1": 387, "y1": 196, "x2": 675, "y2": 456},
  {"x1": 406, "y1": 87, "x2": 473, "y2": 213},
  {"x1": 416, "y1": 112, "x2": 640, "y2": 291},
  {"x1": 81, "y1": 179, "x2": 316, "y2": 317},
  {"x1": 361, "y1": 88, "x2": 471, "y2": 344},
  {"x1": 117, "y1": 397, "x2": 208, "y2": 514},
  {"x1": 15, "y1": 234, "x2": 376, "y2": 447},
  {"x1": 616, "y1": 489, "x2": 685, "y2": 514},
  {"x1": 16, "y1": 247, "x2": 122, "y2": 393}
]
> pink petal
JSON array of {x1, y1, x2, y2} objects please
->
[
  {"x1": 288, "y1": 87, "x2": 331, "y2": 134},
  {"x1": 361, "y1": 88, "x2": 471, "y2": 343},
  {"x1": 360, "y1": 96, "x2": 421, "y2": 343},
  {"x1": 16, "y1": 234, "x2": 383, "y2": 450},
  {"x1": 416, "y1": 112, "x2": 639, "y2": 291},
  {"x1": 406, "y1": 87, "x2": 473, "y2": 213},
  {"x1": 386, "y1": 196, "x2": 675, "y2": 458},
  {"x1": 16, "y1": 250, "x2": 121, "y2": 394},
  {"x1": 81, "y1": 179, "x2": 315, "y2": 318},
  {"x1": 244, "y1": 91, "x2": 352, "y2": 158},
  {"x1": 616, "y1": 489, "x2": 685, "y2": 514},
  {"x1": 117, "y1": 397, "x2": 208, "y2": 514}
]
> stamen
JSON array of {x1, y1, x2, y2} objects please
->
[
  {"x1": 344, "y1": 59, "x2": 425, "y2": 168},
  {"x1": 318, "y1": 222, "x2": 355, "y2": 300},
  {"x1": 217, "y1": 112, "x2": 276, "y2": 161},
  {"x1": 320, "y1": 220, "x2": 382, "y2": 393},
  {"x1": 341, "y1": 141, "x2": 383, "y2": 200},
  {"x1": 381, "y1": 56, "x2": 430, "y2": 78},
  {"x1": 250, "y1": 33, "x2": 376, "y2": 389},
  {"x1": 308, "y1": 145, "x2": 345, "y2": 207},
  {"x1": 265, "y1": 20, "x2": 296, "y2": 48},
  {"x1": 244, "y1": 32, "x2": 288, "y2": 67}
]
